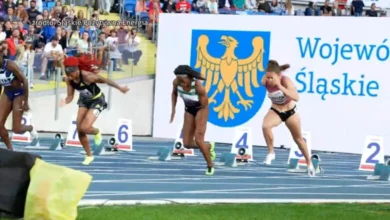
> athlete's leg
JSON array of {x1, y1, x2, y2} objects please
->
[
  {"x1": 182, "y1": 111, "x2": 196, "y2": 148},
  {"x1": 262, "y1": 109, "x2": 282, "y2": 164},
  {"x1": 285, "y1": 113, "x2": 313, "y2": 168},
  {"x1": 0, "y1": 94, "x2": 13, "y2": 150},
  {"x1": 78, "y1": 109, "x2": 102, "y2": 146},
  {"x1": 194, "y1": 107, "x2": 214, "y2": 172},
  {"x1": 76, "y1": 107, "x2": 92, "y2": 160},
  {"x1": 12, "y1": 96, "x2": 35, "y2": 135}
]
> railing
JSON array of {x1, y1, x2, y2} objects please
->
[{"x1": 16, "y1": 42, "x2": 156, "y2": 120}]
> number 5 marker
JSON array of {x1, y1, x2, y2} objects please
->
[
  {"x1": 288, "y1": 131, "x2": 312, "y2": 166},
  {"x1": 115, "y1": 118, "x2": 133, "y2": 151},
  {"x1": 359, "y1": 136, "x2": 384, "y2": 171},
  {"x1": 65, "y1": 115, "x2": 82, "y2": 147}
]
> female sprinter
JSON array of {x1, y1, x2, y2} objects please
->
[
  {"x1": 261, "y1": 60, "x2": 315, "y2": 177},
  {"x1": 0, "y1": 49, "x2": 38, "y2": 151},
  {"x1": 60, "y1": 56, "x2": 129, "y2": 165},
  {"x1": 169, "y1": 65, "x2": 216, "y2": 176}
]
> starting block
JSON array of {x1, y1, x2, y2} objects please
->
[
  {"x1": 217, "y1": 152, "x2": 251, "y2": 167},
  {"x1": 24, "y1": 133, "x2": 64, "y2": 151},
  {"x1": 148, "y1": 147, "x2": 183, "y2": 161},
  {"x1": 288, "y1": 154, "x2": 323, "y2": 174},
  {"x1": 92, "y1": 142, "x2": 117, "y2": 156},
  {"x1": 367, "y1": 159, "x2": 390, "y2": 181}
]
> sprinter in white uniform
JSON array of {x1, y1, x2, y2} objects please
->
[{"x1": 169, "y1": 65, "x2": 216, "y2": 176}]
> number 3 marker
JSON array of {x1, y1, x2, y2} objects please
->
[{"x1": 359, "y1": 136, "x2": 384, "y2": 171}]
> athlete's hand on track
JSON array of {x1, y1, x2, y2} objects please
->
[
  {"x1": 59, "y1": 99, "x2": 66, "y2": 107},
  {"x1": 119, "y1": 86, "x2": 130, "y2": 94},
  {"x1": 169, "y1": 111, "x2": 175, "y2": 123}
]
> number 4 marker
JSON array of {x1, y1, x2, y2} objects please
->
[
  {"x1": 359, "y1": 136, "x2": 384, "y2": 171},
  {"x1": 231, "y1": 127, "x2": 254, "y2": 161}
]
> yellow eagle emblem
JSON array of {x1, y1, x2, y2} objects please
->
[{"x1": 195, "y1": 35, "x2": 266, "y2": 121}]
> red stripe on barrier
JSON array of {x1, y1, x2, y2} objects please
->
[
  {"x1": 360, "y1": 164, "x2": 375, "y2": 171},
  {"x1": 236, "y1": 155, "x2": 252, "y2": 160},
  {"x1": 66, "y1": 140, "x2": 81, "y2": 146},
  {"x1": 117, "y1": 145, "x2": 132, "y2": 150},
  {"x1": 173, "y1": 149, "x2": 193, "y2": 154},
  {"x1": 12, "y1": 136, "x2": 29, "y2": 141}
]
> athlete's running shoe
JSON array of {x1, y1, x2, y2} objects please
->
[
  {"x1": 205, "y1": 166, "x2": 215, "y2": 176},
  {"x1": 82, "y1": 156, "x2": 94, "y2": 165},
  {"x1": 263, "y1": 152, "x2": 275, "y2": 165},
  {"x1": 94, "y1": 129, "x2": 102, "y2": 146},
  {"x1": 210, "y1": 142, "x2": 216, "y2": 161},
  {"x1": 308, "y1": 164, "x2": 316, "y2": 177}
]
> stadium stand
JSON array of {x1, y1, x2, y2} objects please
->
[{"x1": 0, "y1": 0, "x2": 387, "y2": 93}]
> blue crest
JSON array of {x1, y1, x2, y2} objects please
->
[{"x1": 190, "y1": 30, "x2": 271, "y2": 127}]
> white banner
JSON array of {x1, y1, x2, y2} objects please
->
[{"x1": 153, "y1": 14, "x2": 390, "y2": 155}]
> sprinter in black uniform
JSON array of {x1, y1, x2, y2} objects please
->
[{"x1": 61, "y1": 56, "x2": 129, "y2": 165}]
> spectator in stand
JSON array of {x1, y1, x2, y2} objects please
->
[
  {"x1": 162, "y1": 0, "x2": 176, "y2": 13},
  {"x1": 245, "y1": 0, "x2": 257, "y2": 10},
  {"x1": 122, "y1": 28, "x2": 142, "y2": 66},
  {"x1": 4, "y1": 0, "x2": 16, "y2": 12},
  {"x1": 366, "y1": 3, "x2": 378, "y2": 17},
  {"x1": 106, "y1": 29, "x2": 123, "y2": 71},
  {"x1": 59, "y1": 28, "x2": 68, "y2": 52},
  {"x1": 6, "y1": 29, "x2": 23, "y2": 60},
  {"x1": 43, "y1": 18, "x2": 56, "y2": 43},
  {"x1": 16, "y1": 38, "x2": 35, "y2": 88},
  {"x1": 3, "y1": 21, "x2": 12, "y2": 38},
  {"x1": 116, "y1": 25, "x2": 128, "y2": 53},
  {"x1": 337, "y1": 0, "x2": 347, "y2": 15},
  {"x1": 4, "y1": 7, "x2": 20, "y2": 22},
  {"x1": 270, "y1": 0, "x2": 283, "y2": 14},
  {"x1": 148, "y1": 0, "x2": 162, "y2": 40},
  {"x1": 42, "y1": 9, "x2": 50, "y2": 20},
  {"x1": 258, "y1": 0, "x2": 271, "y2": 13},
  {"x1": 0, "y1": 1, "x2": 4, "y2": 17},
  {"x1": 233, "y1": 0, "x2": 245, "y2": 10},
  {"x1": 136, "y1": 0, "x2": 148, "y2": 15},
  {"x1": 18, "y1": 21, "x2": 27, "y2": 36},
  {"x1": 22, "y1": 0, "x2": 29, "y2": 10},
  {"x1": 304, "y1": 1, "x2": 315, "y2": 16},
  {"x1": 0, "y1": 26, "x2": 5, "y2": 41},
  {"x1": 1, "y1": 40, "x2": 9, "y2": 59},
  {"x1": 95, "y1": 32, "x2": 107, "y2": 69},
  {"x1": 16, "y1": 4, "x2": 29, "y2": 23},
  {"x1": 320, "y1": 0, "x2": 332, "y2": 15},
  {"x1": 60, "y1": 6, "x2": 68, "y2": 20},
  {"x1": 99, "y1": 0, "x2": 112, "y2": 15},
  {"x1": 77, "y1": 31, "x2": 92, "y2": 54},
  {"x1": 27, "y1": 1, "x2": 41, "y2": 24},
  {"x1": 209, "y1": 0, "x2": 219, "y2": 13},
  {"x1": 195, "y1": 0, "x2": 208, "y2": 13},
  {"x1": 331, "y1": 0, "x2": 342, "y2": 16},
  {"x1": 176, "y1": 0, "x2": 191, "y2": 13},
  {"x1": 218, "y1": 0, "x2": 237, "y2": 10},
  {"x1": 351, "y1": 0, "x2": 364, "y2": 16},
  {"x1": 284, "y1": 0, "x2": 294, "y2": 15},
  {"x1": 40, "y1": 36, "x2": 64, "y2": 80}
]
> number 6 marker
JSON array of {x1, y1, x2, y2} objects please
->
[
  {"x1": 115, "y1": 118, "x2": 133, "y2": 151},
  {"x1": 65, "y1": 115, "x2": 82, "y2": 147},
  {"x1": 359, "y1": 136, "x2": 384, "y2": 171},
  {"x1": 12, "y1": 113, "x2": 32, "y2": 143}
]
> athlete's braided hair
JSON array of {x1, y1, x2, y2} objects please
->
[
  {"x1": 174, "y1": 65, "x2": 205, "y2": 80},
  {"x1": 266, "y1": 60, "x2": 290, "y2": 73}
]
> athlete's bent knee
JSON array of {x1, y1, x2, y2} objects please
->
[
  {"x1": 78, "y1": 125, "x2": 91, "y2": 134},
  {"x1": 194, "y1": 132, "x2": 205, "y2": 147}
]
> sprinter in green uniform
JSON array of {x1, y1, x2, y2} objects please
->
[
  {"x1": 60, "y1": 56, "x2": 129, "y2": 165},
  {"x1": 170, "y1": 65, "x2": 216, "y2": 175}
]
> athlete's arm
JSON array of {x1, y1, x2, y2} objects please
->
[
  {"x1": 64, "y1": 77, "x2": 75, "y2": 104},
  {"x1": 277, "y1": 76, "x2": 299, "y2": 102},
  {"x1": 85, "y1": 72, "x2": 121, "y2": 90},
  {"x1": 171, "y1": 79, "x2": 178, "y2": 112},
  {"x1": 195, "y1": 80, "x2": 208, "y2": 107},
  {"x1": 8, "y1": 60, "x2": 29, "y2": 102}
]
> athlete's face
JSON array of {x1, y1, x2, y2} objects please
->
[
  {"x1": 177, "y1": 75, "x2": 190, "y2": 87},
  {"x1": 66, "y1": 70, "x2": 79, "y2": 81}
]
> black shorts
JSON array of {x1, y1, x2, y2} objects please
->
[
  {"x1": 185, "y1": 104, "x2": 203, "y2": 117},
  {"x1": 271, "y1": 105, "x2": 297, "y2": 122},
  {"x1": 77, "y1": 93, "x2": 108, "y2": 116}
]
